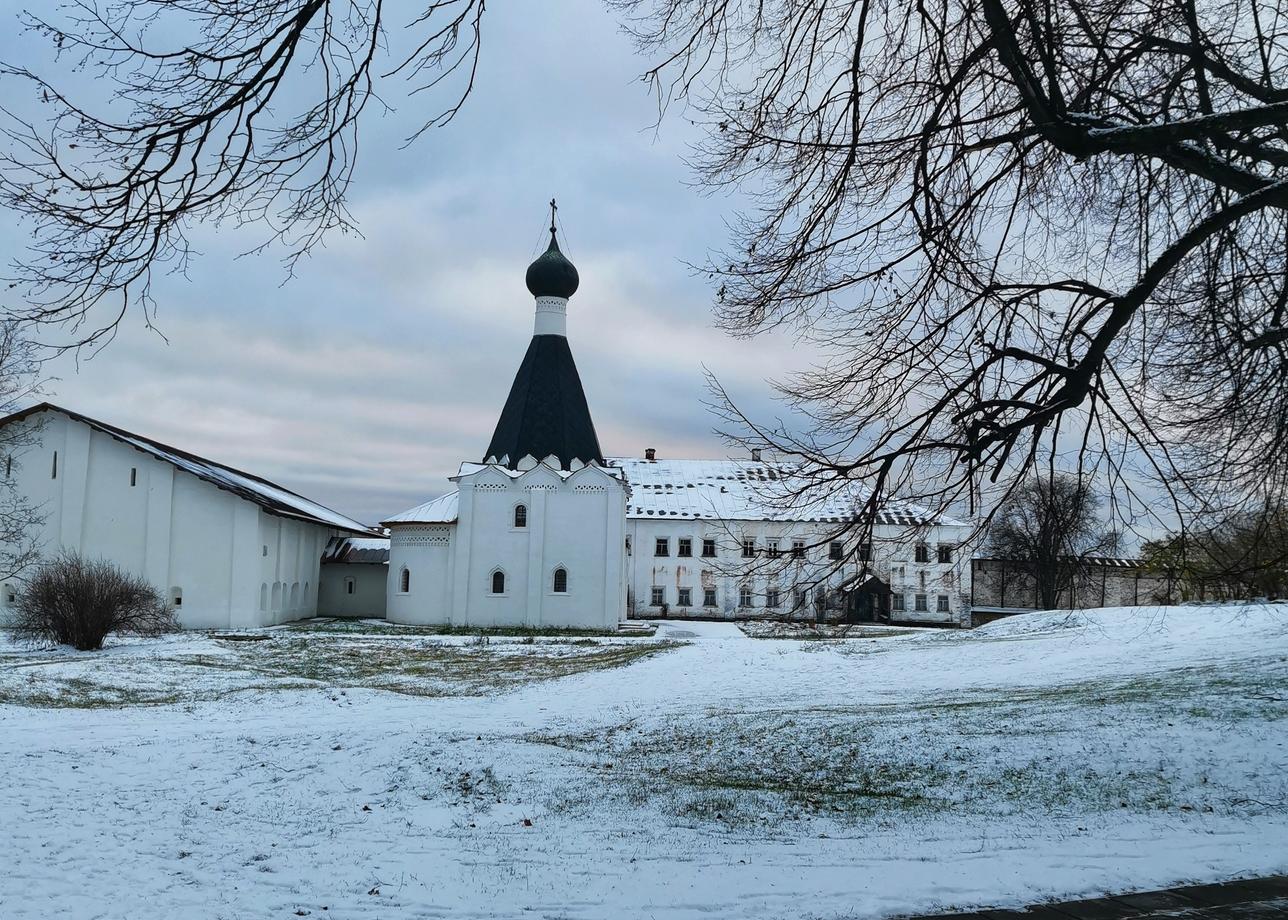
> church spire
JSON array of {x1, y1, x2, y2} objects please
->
[{"x1": 483, "y1": 203, "x2": 603, "y2": 470}]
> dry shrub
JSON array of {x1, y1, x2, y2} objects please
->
[{"x1": 13, "y1": 551, "x2": 175, "y2": 650}]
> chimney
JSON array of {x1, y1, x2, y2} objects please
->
[
  {"x1": 645, "y1": 447, "x2": 656, "y2": 461},
  {"x1": 751, "y1": 448, "x2": 762, "y2": 462}
]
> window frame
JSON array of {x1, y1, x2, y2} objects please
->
[
  {"x1": 677, "y1": 537, "x2": 693, "y2": 558},
  {"x1": 552, "y1": 567, "x2": 569, "y2": 594},
  {"x1": 677, "y1": 587, "x2": 692, "y2": 607},
  {"x1": 828, "y1": 541, "x2": 844, "y2": 561},
  {"x1": 937, "y1": 594, "x2": 950, "y2": 612},
  {"x1": 650, "y1": 585, "x2": 666, "y2": 607},
  {"x1": 513, "y1": 504, "x2": 528, "y2": 529},
  {"x1": 892, "y1": 594, "x2": 906, "y2": 611},
  {"x1": 738, "y1": 585, "x2": 754, "y2": 608},
  {"x1": 703, "y1": 587, "x2": 718, "y2": 607},
  {"x1": 915, "y1": 543, "x2": 930, "y2": 563},
  {"x1": 398, "y1": 567, "x2": 411, "y2": 594},
  {"x1": 791, "y1": 540, "x2": 806, "y2": 559},
  {"x1": 654, "y1": 537, "x2": 670, "y2": 557},
  {"x1": 741, "y1": 538, "x2": 756, "y2": 559},
  {"x1": 701, "y1": 538, "x2": 717, "y2": 558},
  {"x1": 914, "y1": 593, "x2": 928, "y2": 612},
  {"x1": 766, "y1": 587, "x2": 781, "y2": 609},
  {"x1": 937, "y1": 545, "x2": 953, "y2": 564}
]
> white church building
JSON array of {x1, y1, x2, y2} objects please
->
[{"x1": 0, "y1": 212, "x2": 971, "y2": 632}]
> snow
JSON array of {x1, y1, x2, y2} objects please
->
[
  {"x1": 2, "y1": 603, "x2": 1286, "y2": 919},
  {"x1": 382, "y1": 490, "x2": 459, "y2": 525},
  {"x1": 610, "y1": 456, "x2": 961, "y2": 524}
]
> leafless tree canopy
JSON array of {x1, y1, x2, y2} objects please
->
[
  {"x1": 0, "y1": 0, "x2": 485, "y2": 349},
  {"x1": 984, "y1": 473, "x2": 1120, "y2": 608},
  {"x1": 617, "y1": 0, "x2": 1288, "y2": 544},
  {"x1": 0, "y1": 324, "x2": 45, "y2": 580}
]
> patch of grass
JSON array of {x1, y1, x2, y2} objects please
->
[
  {"x1": 0, "y1": 636, "x2": 680, "y2": 708},
  {"x1": 281, "y1": 618, "x2": 650, "y2": 638}
]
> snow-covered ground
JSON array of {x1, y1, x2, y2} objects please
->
[{"x1": 1, "y1": 605, "x2": 1286, "y2": 919}]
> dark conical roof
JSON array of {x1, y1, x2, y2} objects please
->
[
  {"x1": 525, "y1": 230, "x2": 580, "y2": 299},
  {"x1": 484, "y1": 334, "x2": 603, "y2": 470}
]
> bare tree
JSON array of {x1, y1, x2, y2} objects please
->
[
  {"x1": 613, "y1": 0, "x2": 1288, "y2": 554},
  {"x1": 0, "y1": 323, "x2": 45, "y2": 580},
  {"x1": 984, "y1": 473, "x2": 1119, "y2": 609},
  {"x1": 1143, "y1": 504, "x2": 1288, "y2": 599},
  {"x1": 0, "y1": 0, "x2": 485, "y2": 350}
]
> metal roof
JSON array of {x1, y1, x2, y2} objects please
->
[
  {"x1": 322, "y1": 536, "x2": 391, "y2": 564},
  {"x1": 609, "y1": 457, "x2": 962, "y2": 526},
  {"x1": 1, "y1": 403, "x2": 379, "y2": 536}
]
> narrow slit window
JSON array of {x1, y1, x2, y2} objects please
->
[
  {"x1": 51, "y1": 451, "x2": 57, "y2": 480},
  {"x1": 130, "y1": 467, "x2": 137, "y2": 487},
  {"x1": 399, "y1": 567, "x2": 411, "y2": 593}
]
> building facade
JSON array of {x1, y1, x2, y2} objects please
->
[
  {"x1": 0, "y1": 404, "x2": 376, "y2": 629},
  {"x1": 969, "y1": 556, "x2": 1174, "y2": 625}
]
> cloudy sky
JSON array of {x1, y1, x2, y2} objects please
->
[{"x1": 0, "y1": 2, "x2": 814, "y2": 524}]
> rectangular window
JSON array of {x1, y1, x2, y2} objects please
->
[
  {"x1": 858, "y1": 542, "x2": 872, "y2": 562},
  {"x1": 739, "y1": 585, "x2": 754, "y2": 608},
  {"x1": 791, "y1": 540, "x2": 805, "y2": 559},
  {"x1": 703, "y1": 587, "x2": 717, "y2": 607},
  {"x1": 937, "y1": 594, "x2": 950, "y2": 612},
  {"x1": 741, "y1": 538, "x2": 755, "y2": 558},
  {"x1": 766, "y1": 588, "x2": 780, "y2": 608},
  {"x1": 677, "y1": 538, "x2": 692, "y2": 557},
  {"x1": 915, "y1": 543, "x2": 930, "y2": 563},
  {"x1": 651, "y1": 586, "x2": 666, "y2": 606},
  {"x1": 766, "y1": 539, "x2": 780, "y2": 558},
  {"x1": 701, "y1": 538, "x2": 717, "y2": 558},
  {"x1": 794, "y1": 589, "x2": 808, "y2": 609},
  {"x1": 677, "y1": 587, "x2": 692, "y2": 607},
  {"x1": 937, "y1": 545, "x2": 953, "y2": 564},
  {"x1": 51, "y1": 451, "x2": 57, "y2": 480},
  {"x1": 130, "y1": 467, "x2": 137, "y2": 487},
  {"x1": 915, "y1": 593, "x2": 928, "y2": 612},
  {"x1": 829, "y1": 541, "x2": 843, "y2": 561},
  {"x1": 655, "y1": 538, "x2": 669, "y2": 557},
  {"x1": 892, "y1": 594, "x2": 906, "y2": 611}
]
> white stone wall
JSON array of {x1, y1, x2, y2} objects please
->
[
  {"x1": 0, "y1": 409, "x2": 335, "y2": 629},
  {"x1": 318, "y1": 562, "x2": 389, "y2": 618},
  {"x1": 625, "y1": 517, "x2": 972, "y2": 624},
  {"x1": 386, "y1": 462, "x2": 626, "y2": 629}
]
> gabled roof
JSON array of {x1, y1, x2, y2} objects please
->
[
  {"x1": 610, "y1": 457, "x2": 964, "y2": 526},
  {"x1": 483, "y1": 335, "x2": 603, "y2": 471},
  {"x1": 2, "y1": 403, "x2": 378, "y2": 536},
  {"x1": 322, "y1": 535, "x2": 391, "y2": 564}
]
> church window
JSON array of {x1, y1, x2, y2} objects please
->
[
  {"x1": 130, "y1": 467, "x2": 137, "y2": 487},
  {"x1": 741, "y1": 538, "x2": 755, "y2": 558},
  {"x1": 829, "y1": 541, "x2": 844, "y2": 561},
  {"x1": 514, "y1": 504, "x2": 527, "y2": 528},
  {"x1": 766, "y1": 587, "x2": 781, "y2": 608},
  {"x1": 915, "y1": 543, "x2": 930, "y2": 563},
  {"x1": 553, "y1": 567, "x2": 568, "y2": 593},
  {"x1": 491, "y1": 570, "x2": 506, "y2": 595},
  {"x1": 51, "y1": 451, "x2": 57, "y2": 480},
  {"x1": 701, "y1": 538, "x2": 717, "y2": 558},
  {"x1": 345, "y1": 577, "x2": 355, "y2": 596},
  {"x1": 677, "y1": 587, "x2": 691, "y2": 607},
  {"x1": 650, "y1": 586, "x2": 665, "y2": 606},
  {"x1": 654, "y1": 537, "x2": 669, "y2": 557},
  {"x1": 399, "y1": 567, "x2": 411, "y2": 594},
  {"x1": 703, "y1": 588, "x2": 717, "y2": 607},
  {"x1": 738, "y1": 585, "x2": 754, "y2": 608},
  {"x1": 677, "y1": 538, "x2": 692, "y2": 557}
]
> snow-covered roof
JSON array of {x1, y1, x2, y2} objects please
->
[
  {"x1": 322, "y1": 536, "x2": 390, "y2": 564},
  {"x1": 383, "y1": 491, "x2": 460, "y2": 525},
  {"x1": 609, "y1": 457, "x2": 960, "y2": 526},
  {"x1": 4, "y1": 403, "x2": 378, "y2": 536}
]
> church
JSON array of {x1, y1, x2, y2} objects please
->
[{"x1": 0, "y1": 211, "x2": 971, "y2": 632}]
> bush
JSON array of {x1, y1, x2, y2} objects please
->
[{"x1": 12, "y1": 552, "x2": 176, "y2": 650}]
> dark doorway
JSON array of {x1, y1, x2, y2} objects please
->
[{"x1": 845, "y1": 576, "x2": 891, "y2": 623}]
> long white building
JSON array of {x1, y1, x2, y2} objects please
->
[{"x1": 0, "y1": 404, "x2": 377, "y2": 629}]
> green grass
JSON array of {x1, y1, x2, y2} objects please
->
[
  {"x1": 0, "y1": 635, "x2": 679, "y2": 708},
  {"x1": 280, "y1": 618, "x2": 650, "y2": 638}
]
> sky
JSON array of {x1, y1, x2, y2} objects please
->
[{"x1": 0, "y1": 1, "x2": 815, "y2": 524}]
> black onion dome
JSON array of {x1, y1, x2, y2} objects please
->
[{"x1": 525, "y1": 230, "x2": 580, "y2": 299}]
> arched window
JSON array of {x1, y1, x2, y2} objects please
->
[
  {"x1": 344, "y1": 576, "x2": 355, "y2": 595},
  {"x1": 552, "y1": 567, "x2": 568, "y2": 593},
  {"x1": 513, "y1": 504, "x2": 527, "y2": 528},
  {"x1": 491, "y1": 570, "x2": 506, "y2": 595},
  {"x1": 399, "y1": 567, "x2": 411, "y2": 594}
]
